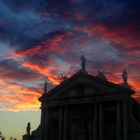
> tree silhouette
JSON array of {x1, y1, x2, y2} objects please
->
[
  {"x1": 9, "y1": 137, "x2": 17, "y2": 140},
  {"x1": 0, "y1": 131, "x2": 5, "y2": 140}
]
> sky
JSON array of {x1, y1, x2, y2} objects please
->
[{"x1": 0, "y1": 0, "x2": 140, "y2": 139}]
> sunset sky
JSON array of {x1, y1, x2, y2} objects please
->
[{"x1": 0, "y1": 0, "x2": 140, "y2": 139}]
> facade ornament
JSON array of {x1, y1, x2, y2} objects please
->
[
  {"x1": 96, "y1": 70, "x2": 107, "y2": 81},
  {"x1": 26, "y1": 122, "x2": 31, "y2": 136},
  {"x1": 60, "y1": 74, "x2": 67, "y2": 82},
  {"x1": 80, "y1": 55, "x2": 86, "y2": 72},
  {"x1": 122, "y1": 69, "x2": 128, "y2": 84},
  {"x1": 121, "y1": 69, "x2": 130, "y2": 88}
]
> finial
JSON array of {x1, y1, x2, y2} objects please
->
[
  {"x1": 26, "y1": 122, "x2": 31, "y2": 136},
  {"x1": 80, "y1": 55, "x2": 86, "y2": 72},
  {"x1": 44, "y1": 81, "x2": 47, "y2": 94}
]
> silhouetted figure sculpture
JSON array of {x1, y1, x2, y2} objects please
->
[
  {"x1": 60, "y1": 74, "x2": 67, "y2": 81},
  {"x1": 121, "y1": 69, "x2": 130, "y2": 88},
  {"x1": 26, "y1": 122, "x2": 31, "y2": 136},
  {"x1": 122, "y1": 69, "x2": 128, "y2": 84},
  {"x1": 80, "y1": 55, "x2": 86, "y2": 71},
  {"x1": 0, "y1": 131, "x2": 5, "y2": 140},
  {"x1": 44, "y1": 81, "x2": 47, "y2": 94},
  {"x1": 96, "y1": 70, "x2": 107, "y2": 81}
]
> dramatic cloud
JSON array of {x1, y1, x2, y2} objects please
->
[{"x1": 0, "y1": 0, "x2": 139, "y2": 111}]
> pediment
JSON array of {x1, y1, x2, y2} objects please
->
[{"x1": 40, "y1": 72, "x2": 134, "y2": 102}]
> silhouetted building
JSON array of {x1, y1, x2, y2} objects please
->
[{"x1": 23, "y1": 58, "x2": 140, "y2": 140}]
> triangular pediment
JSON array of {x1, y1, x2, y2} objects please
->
[{"x1": 39, "y1": 71, "x2": 134, "y2": 102}]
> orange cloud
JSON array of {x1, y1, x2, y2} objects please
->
[
  {"x1": 0, "y1": 78, "x2": 41, "y2": 112},
  {"x1": 22, "y1": 62, "x2": 60, "y2": 85}
]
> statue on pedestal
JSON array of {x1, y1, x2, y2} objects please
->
[
  {"x1": 121, "y1": 69, "x2": 130, "y2": 88},
  {"x1": 122, "y1": 69, "x2": 128, "y2": 84},
  {"x1": 80, "y1": 55, "x2": 86, "y2": 72},
  {"x1": 26, "y1": 122, "x2": 31, "y2": 136}
]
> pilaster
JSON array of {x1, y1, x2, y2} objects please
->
[
  {"x1": 123, "y1": 101, "x2": 128, "y2": 140},
  {"x1": 116, "y1": 101, "x2": 122, "y2": 140},
  {"x1": 93, "y1": 104, "x2": 98, "y2": 140}
]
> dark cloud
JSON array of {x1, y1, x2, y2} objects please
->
[
  {"x1": 0, "y1": 0, "x2": 139, "y2": 51},
  {"x1": 0, "y1": 59, "x2": 45, "y2": 82}
]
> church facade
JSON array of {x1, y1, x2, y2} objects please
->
[{"x1": 23, "y1": 58, "x2": 140, "y2": 140}]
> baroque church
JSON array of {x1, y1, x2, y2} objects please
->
[{"x1": 23, "y1": 56, "x2": 140, "y2": 140}]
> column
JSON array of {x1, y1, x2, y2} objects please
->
[
  {"x1": 123, "y1": 102, "x2": 128, "y2": 140},
  {"x1": 116, "y1": 101, "x2": 122, "y2": 140},
  {"x1": 99, "y1": 103, "x2": 103, "y2": 140},
  {"x1": 93, "y1": 104, "x2": 98, "y2": 140},
  {"x1": 41, "y1": 109, "x2": 46, "y2": 140},
  {"x1": 63, "y1": 107, "x2": 68, "y2": 140},
  {"x1": 45, "y1": 109, "x2": 49, "y2": 140},
  {"x1": 58, "y1": 107, "x2": 63, "y2": 140}
]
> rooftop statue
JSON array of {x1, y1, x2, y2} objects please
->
[
  {"x1": 60, "y1": 74, "x2": 67, "y2": 81},
  {"x1": 80, "y1": 55, "x2": 86, "y2": 71},
  {"x1": 122, "y1": 69, "x2": 128, "y2": 84},
  {"x1": 121, "y1": 69, "x2": 130, "y2": 88},
  {"x1": 26, "y1": 122, "x2": 31, "y2": 136}
]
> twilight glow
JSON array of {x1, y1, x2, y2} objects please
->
[
  {"x1": 0, "y1": 0, "x2": 139, "y2": 139},
  {"x1": 0, "y1": 0, "x2": 140, "y2": 139}
]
